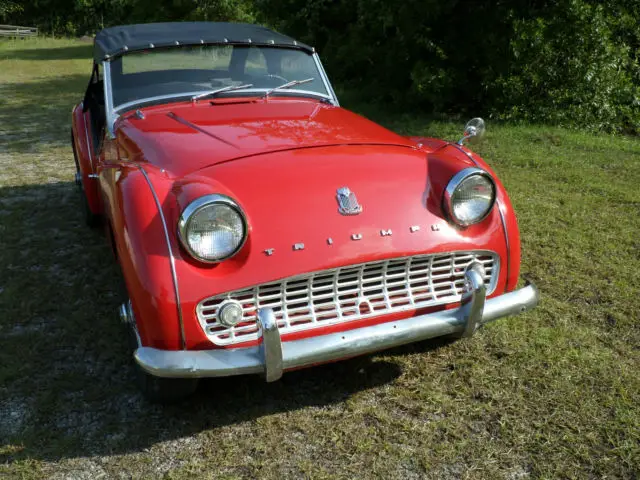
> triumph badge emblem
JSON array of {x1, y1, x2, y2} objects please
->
[{"x1": 336, "y1": 187, "x2": 363, "y2": 215}]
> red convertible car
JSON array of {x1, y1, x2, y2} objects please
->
[{"x1": 71, "y1": 22, "x2": 539, "y2": 402}]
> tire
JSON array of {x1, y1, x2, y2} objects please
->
[
  {"x1": 135, "y1": 369, "x2": 199, "y2": 404},
  {"x1": 80, "y1": 186, "x2": 101, "y2": 228},
  {"x1": 71, "y1": 129, "x2": 100, "y2": 228},
  {"x1": 122, "y1": 307, "x2": 199, "y2": 404}
]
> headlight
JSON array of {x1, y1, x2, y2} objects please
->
[
  {"x1": 443, "y1": 168, "x2": 496, "y2": 226},
  {"x1": 178, "y1": 194, "x2": 247, "y2": 263}
]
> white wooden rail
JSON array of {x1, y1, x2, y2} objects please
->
[{"x1": 0, "y1": 25, "x2": 38, "y2": 38}]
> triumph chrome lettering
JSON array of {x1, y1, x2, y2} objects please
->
[{"x1": 262, "y1": 224, "x2": 435, "y2": 257}]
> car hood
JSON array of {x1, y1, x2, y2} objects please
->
[
  {"x1": 116, "y1": 99, "x2": 417, "y2": 177},
  {"x1": 168, "y1": 143, "x2": 505, "y2": 300}
]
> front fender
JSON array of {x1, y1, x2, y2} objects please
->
[
  {"x1": 102, "y1": 164, "x2": 184, "y2": 350},
  {"x1": 411, "y1": 136, "x2": 521, "y2": 291},
  {"x1": 441, "y1": 143, "x2": 521, "y2": 291}
]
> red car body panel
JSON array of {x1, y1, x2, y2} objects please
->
[
  {"x1": 115, "y1": 98, "x2": 416, "y2": 176},
  {"x1": 71, "y1": 105, "x2": 102, "y2": 215},
  {"x1": 72, "y1": 97, "x2": 521, "y2": 353}
]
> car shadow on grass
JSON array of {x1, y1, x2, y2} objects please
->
[{"x1": 0, "y1": 181, "x2": 454, "y2": 464}]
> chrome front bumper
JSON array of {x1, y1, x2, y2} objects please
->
[{"x1": 134, "y1": 265, "x2": 539, "y2": 380}]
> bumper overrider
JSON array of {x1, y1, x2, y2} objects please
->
[{"x1": 134, "y1": 263, "x2": 539, "y2": 381}]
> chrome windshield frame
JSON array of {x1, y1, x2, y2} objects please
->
[
  {"x1": 102, "y1": 60, "x2": 117, "y2": 139},
  {"x1": 113, "y1": 88, "x2": 332, "y2": 115},
  {"x1": 313, "y1": 52, "x2": 339, "y2": 107},
  {"x1": 101, "y1": 49, "x2": 339, "y2": 136}
]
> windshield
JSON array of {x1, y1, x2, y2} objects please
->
[{"x1": 109, "y1": 45, "x2": 330, "y2": 110}]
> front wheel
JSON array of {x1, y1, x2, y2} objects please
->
[
  {"x1": 135, "y1": 368, "x2": 199, "y2": 404},
  {"x1": 123, "y1": 305, "x2": 199, "y2": 403},
  {"x1": 79, "y1": 184, "x2": 101, "y2": 228}
]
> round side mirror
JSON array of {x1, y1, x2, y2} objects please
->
[{"x1": 457, "y1": 117, "x2": 486, "y2": 145}]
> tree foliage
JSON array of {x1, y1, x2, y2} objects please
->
[
  {"x1": 0, "y1": 0, "x2": 22, "y2": 20},
  {"x1": 256, "y1": 0, "x2": 640, "y2": 132},
  {"x1": 7, "y1": 0, "x2": 254, "y2": 35},
  {"x1": 5, "y1": 0, "x2": 639, "y2": 132}
]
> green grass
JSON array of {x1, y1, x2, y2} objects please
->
[{"x1": 1, "y1": 38, "x2": 639, "y2": 479}]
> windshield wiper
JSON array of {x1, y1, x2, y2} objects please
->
[
  {"x1": 191, "y1": 84, "x2": 253, "y2": 103},
  {"x1": 259, "y1": 78, "x2": 314, "y2": 101}
]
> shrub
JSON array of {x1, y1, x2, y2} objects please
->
[
  {"x1": 491, "y1": 1, "x2": 640, "y2": 133},
  {"x1": 10, "y1": 0, "x2": 639, "y2": 132},
  {"x1": 258, "y1": 0, "x2": 640, "y2": 133}
]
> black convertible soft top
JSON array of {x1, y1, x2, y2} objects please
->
[{"x1": 93, "y1": 22, "x2": 313, "y2": 62}]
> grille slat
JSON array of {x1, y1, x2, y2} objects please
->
[{"x1": 197, "y1": 250, "x2": 499, "y2": 345}]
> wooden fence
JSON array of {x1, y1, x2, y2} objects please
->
[{"x1": 0, "y1": 25, "x2": 38, "y2": 38}]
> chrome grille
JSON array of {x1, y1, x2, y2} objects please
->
[{"x1": 197, "y1": 250, "x2": 499, "y2": 346}]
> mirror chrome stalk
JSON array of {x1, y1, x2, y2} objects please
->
[{"x1": 457, "y1": 117, "x2": 486, "y2": 145}]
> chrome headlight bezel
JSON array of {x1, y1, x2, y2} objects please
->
[
  {"x1": 177, "y1": 194, "x2": 248, "y2": 263},
  {"x1": 443, "y1": 167, "x2": 497, "y2": 227}
]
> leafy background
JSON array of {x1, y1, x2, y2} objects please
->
[
  {"x1": 2, "y1": 0, "x2": 639, "y2": 133},
  {"x1": 0, "y1": 7, "x2": 639, "y2": 478}
]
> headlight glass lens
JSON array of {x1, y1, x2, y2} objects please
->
[
  {"x1": 450, "y1": 173, "x2": 495, "y2": 225},
  {"x1": 182, "y1": 200, "x2": 246, "y2": 262}
]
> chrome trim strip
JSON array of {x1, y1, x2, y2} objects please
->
[
  {"x1": 496, "y1": 203, "x2": 511, "y2": 287},
  {"x1": 137, "y1": 166, "x2": 186, "y2": 350},
  {"x1": 103, "y1": 60, "x2": 117, "y2": 138},
  {"x1": 449, "y1": 142, "x2": 478, "y2": 166},
  {"x1": 113, "y1": 89, "x2": 333, "y2": 116},
  {"x1": 118, "y1": 301, "x2": 131, "y2": 324},
  {"x1": 120, "y1": 300, "x2": 142, "y2": 347},
  {"x1": 82, "y1": 112, "x2": 94, "y2": 171},
  {"x1": 313, "y1": 52, "x2": 339, "y2": 106},
  {"x1": 135, "y1": 279, "x2": 539, "y2": 378},
  {"x1": 167, "y1": 112, "x2": 239, "y2": 148}
]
